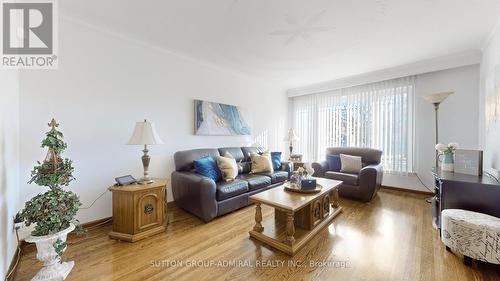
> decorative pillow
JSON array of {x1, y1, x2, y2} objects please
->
[
  {"x1": 217, "y1": 154, "x2": 238, "y2": 182},
  {"x1": 193, "y1": 156, "x2": 221, "y2": 182},
  {"x1": 224, "y1": 151, "x2": 245, "y2": 174},
  {"x1": 340, "y1": 154, "x2": 362, "y2": 174},
  {"x1": 326, "y1": 154, "x2": 341, "y2": 172},
  {"x1": 250, "y1": 152, "x2": 274, "y2": 173},
  {"x1": 271, "y1": 152, "x2": 282, "y2": 170}
]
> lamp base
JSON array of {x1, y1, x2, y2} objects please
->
[
  {"x1": 138, "y1": 177, "x2": 154, "y2": 185},
  {"x1": 139, "y1": 145, "x2": 154, "y2": 185}
]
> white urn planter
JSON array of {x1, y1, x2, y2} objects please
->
[{"x1": 25, "y1": 223, "x2": 75, "y2": 281}]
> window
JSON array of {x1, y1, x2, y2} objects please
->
[{"x1": 292, "y1": 76, "x2": 415, "y2": 174}]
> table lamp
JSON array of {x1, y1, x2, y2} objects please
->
[
  {"x1": 127, "y1": 119, "x2": 164, "y2": 184},
  {"x1": 283, "y1": 128, "x2": 299, "y2": 160},
  {"x1": 423, "y1": 92, "x2": 453, "y2": 170}
]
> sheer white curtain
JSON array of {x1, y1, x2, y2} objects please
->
[{"x1": 291, "y1": 76, "x2": 415, "y2": 174}]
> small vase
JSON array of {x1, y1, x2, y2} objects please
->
[
  {"x1": 441, "y1": 152, "x2": 454, "y2": 172},
  {"x1": 25, "y1": 224, "x2": 75, "y2": 281}
]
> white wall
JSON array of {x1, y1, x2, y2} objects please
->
[
  {"x1": 19, "y1": 18, "x2": 288, "y2": 225},
  {"x1": 287, "y1": 51, "x2": 481, "y2": 97},
  {"x1": 479, "y1": 24, "x2": 500, "y2": 179},
  {"x1": 0, "y1": 70, "x2": 20, "y2": 279},
  {"x1": 288, "y1": 65, "x2": 480, "y2": 193},
  {"x1": 386, "y1": 65, "x2": 480, "y2": 192}
]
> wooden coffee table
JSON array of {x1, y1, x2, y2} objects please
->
[{"x1": 249, "y1": 178, "x2": 343, "y2": 255}]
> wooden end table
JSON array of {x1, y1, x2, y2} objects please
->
[
  {"x1": 108, "y1": 178, "x2": 167, "y2": 242},
  {"x1": 249, "y1": 178, "x2": 342, "y2": 255}
]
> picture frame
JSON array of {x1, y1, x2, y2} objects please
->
[
  {"x1": 194, "y1": 99, "x2": 252, "y2": 136},
  {"x1": 454, "y1": 149, "x2": 483, "y2": 176}
]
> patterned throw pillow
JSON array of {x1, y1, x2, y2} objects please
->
[
  {"x1": 250, "y1": 152, "x2": 274, "y2": 173},
  {"x1": 193, "y1": 156, "x2": 221, "y2": 182},
  {"x1": 217, "y1": 154, "x2": 238, "y2": 182},
  {"x1": 340, "y1": 154, "x2": 362, "y2": 174}
]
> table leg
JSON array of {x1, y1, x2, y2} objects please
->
[
  {"x1": 331, "y1": 189, "x2": 340, "y2": 209},
  {"x1": 285, "y1": 212, "x2": 295, "y2": 245},
  {"x1": 253, "y1": 203, "x2": 264, "y2": 232}
]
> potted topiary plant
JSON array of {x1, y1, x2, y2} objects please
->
[{"x1": 20, "y1": 119, "x2": 81, "y2": 281}]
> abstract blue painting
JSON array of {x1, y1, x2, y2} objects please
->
[{"x1": 194, "y1": 100, "x2": 251, "y2": 135}]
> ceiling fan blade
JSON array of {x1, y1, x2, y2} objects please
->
[
  {"x1": 284, "y1": 32, "x2": 300, "y2": 45},
  {"x1": 284, "y1": 14, "x2": 301, "y2": 27},
  {"x1": 269, "y1": 30, "x2": 294, "y2": 36},
  {"x1": 305, "y1": 10, "x2": 327, "y2": 26}
]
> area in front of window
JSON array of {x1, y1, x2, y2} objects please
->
[{"x1": 292, "y1": 76, "x2": 415, "y2": 174}]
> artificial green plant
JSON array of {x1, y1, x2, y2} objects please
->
[{"x1": 20, "y1": 119, "x2": 81, "y2": 257}]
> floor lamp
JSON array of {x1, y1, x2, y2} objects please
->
[
  {"x1": 423, "y1": 92, "x2": 453, "y2": 170},
  {"x1": 424, "y1": 92, "x2": 453, "y2": 225}
]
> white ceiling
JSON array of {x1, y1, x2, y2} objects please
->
[{"x1": 61, "y1": 0, "x2": 500, "y2": 88}]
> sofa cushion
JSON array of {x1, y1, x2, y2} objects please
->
[
  {"x1": 258, "y1": 171, "x2": 288, "y2": 184},
  {"x1": 194, "y1": 156, "x2": 222, "y2": 182},
  {"x1": 325, "y1": 147, "x2": 382, "y2": 165},
  {"x1": 216, "y1": 179, "x2": 249, "y2": 201},
  {"x1": 218, "y1": 147, "x2": 245, "y2": 162},
  {"x1": 325, "y1": 171, "x2": 359, "y2": 186},
  {"x1": 241, "y1": 147, "x2": 266, "y2": 161},
  {"x1": 174, "y1": 148, "x2": 220, "y2": 172},
  {"x1": 326, "y1": 154, "x2": 341, "y2": 172},
  {"x1": 237, "y1": 174, "x2": 271, "y2": 191},
  {"x1": 238, "y1": 161, "x2": 252, "y2": 174}
]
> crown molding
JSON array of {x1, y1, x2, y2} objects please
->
[
  {"x1": 59, "y1": 14, "x2": 284, "y2": 88},
  {"x1": 482, "y1": 13, "x2": 500, "y2": 51},
  {"x1": 287, "y1": 50, "x2": 482, "y2": 97}
]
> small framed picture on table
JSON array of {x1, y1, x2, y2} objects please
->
[{"x1": 454, "y1": 149, "x2": 483, "y2": 176}]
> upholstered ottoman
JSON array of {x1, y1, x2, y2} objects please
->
[{"x1": 441, "y1": 209, "x2": 500, "y2": 265}]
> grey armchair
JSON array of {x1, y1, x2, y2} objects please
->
[{"x1": 312, "y1": 147, "x2": 383, "y2": 202}]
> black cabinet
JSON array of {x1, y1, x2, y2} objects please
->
[{"x1": 432, "y1": 170, "x2": 500, "y2": 232}]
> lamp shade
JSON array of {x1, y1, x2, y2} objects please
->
[
  {"x1": 127, "y1": 120, "x2": 164, "y2": 145},
  {"x1": 283, "y1": 128, "x2": 299, "y2": 142},
  {"x1": 423, "y1": 92, "x2": 453, "y2": 104}
]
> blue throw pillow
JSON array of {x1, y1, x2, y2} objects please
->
[
  {"x1": 271, "y1": 152, "x2": 282, "y2": 170},
  {"x1": 326, "y1": 154, "x2": 341, "y2": 172},
  {"x1": 194, "y1": 156, "x2": 221, "y2": 182}
]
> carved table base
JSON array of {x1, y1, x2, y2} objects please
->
[{"x1": 249, "y1": 188, "x2": 342, "y2": 256}]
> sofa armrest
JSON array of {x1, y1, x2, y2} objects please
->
[
  {"x1": 280, "y1": 161, "x2": 292, "y2": 178},
  {"x1": 171, "y1": 171, "x2": 218, "y2": 222},
  {"x1": 358, "y1": 163, "x2": 384, "y2": 200},
  {"x1": 312, "y1": 161, "x2": 329, "y2": 177}
]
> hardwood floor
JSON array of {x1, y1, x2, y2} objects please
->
[{"x1": 14, "y1": 189, "x2": 500, "y2": 281}]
